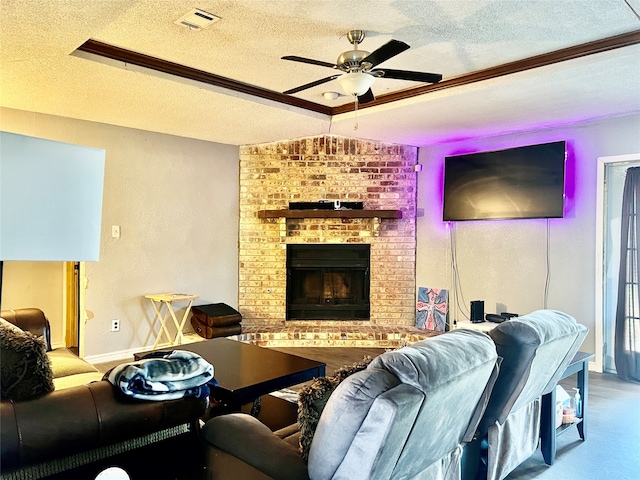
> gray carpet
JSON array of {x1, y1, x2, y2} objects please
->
[{"x1": 507, "y1": 373, "x2": 640, "y2": 480}]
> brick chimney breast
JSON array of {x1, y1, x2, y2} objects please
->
[{"x1": 239, "y1": 135, "x2": 417, "y2": 328}]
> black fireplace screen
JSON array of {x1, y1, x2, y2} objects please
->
[{"x1": 286, "y1": 244, "x2": 370, "y2": 320}]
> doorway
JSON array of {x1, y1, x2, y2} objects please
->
[
  {"x1": 596, "y1": 153, "x2": 640, "y2": 373},
  {"x1": 64, "y1": 262, "x2": 80, "y2": 352},
  {"x1": 1, "y1": 261, "x2": 83, "y2": 354},
  {"x1": 65, "y1": 261, "x2": 88, "y2": 358}
]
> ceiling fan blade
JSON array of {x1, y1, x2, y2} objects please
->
[
  {"x1": 282, "y1": 55, "x2": 337, "y2": 69},
  {"x1": 361, "y1": 40, "x2": 410, "y2": 68},
  {"x1": 358, "y1": 89, "x2": 375, "y2": 104},
  {"x1": 374, "y1": 68, "x2": 443, "y2": 84},
  {"x1": 283, "y1": 75, "x2": 340, "y2": 95}
]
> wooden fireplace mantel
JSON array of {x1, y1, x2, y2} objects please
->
[{"x1": 257, "y1": 209, "x2": 403, "y2": 219}]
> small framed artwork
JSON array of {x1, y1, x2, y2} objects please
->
[{"x1": 416, "y1": 287, "x2": 449, "y2": 332}]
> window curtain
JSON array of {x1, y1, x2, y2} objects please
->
[{"x1": 615, "y1": 166, "x2": 640, "y2": 382}]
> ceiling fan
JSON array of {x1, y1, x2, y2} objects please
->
[{"x1": 282, "y1": 30, "x2": 443, "y2": 104}]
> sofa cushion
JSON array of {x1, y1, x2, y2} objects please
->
[
  {"x1": 371, "y1": 330, "x2": 496, "y2": 392},
  {"x1": 296, "y1": 356, "x2": 372, "y2": 460},
  {"x1": 307, "y1": 367, "x2": 402, "y2": 479},
  {"x1": 47, "y1": 348, "x2": 100, "y2": 378},
  {"x1": 0, "y1": 317, "x2": 54, "y2": 400},
  {"x1": 370, "y1": 330, "x2": 499, "y2": 479},
  {"x1": 480, "y1": 309, "x2": 588, "y2": 431},
  {"x1": 53, "y1": 372, "x2": 105, "y2": 391},
  {"x1": 326, "y1": 383, "x2": 424, "y2": 480}
]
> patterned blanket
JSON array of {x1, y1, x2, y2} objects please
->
[{"x1": 106, "y1": 350, "x2": 215, "y2": 401}]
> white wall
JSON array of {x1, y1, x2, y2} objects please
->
[
  {"x1": 416, "y1": 113, "x2": 640, "y2": 356},
  {"x1": 1, "y1": 107, "x2": 240, "y2": 361},
  {"x1": 5, "y1": 107, "x2": 639, "y2": 361},
  {"x1": 2, "y1": 262, "x2": 65, "y2": 346}
]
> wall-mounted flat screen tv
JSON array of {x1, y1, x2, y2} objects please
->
[{"x1": 443, "y1": 141, "x2": 566, "y2": 221}]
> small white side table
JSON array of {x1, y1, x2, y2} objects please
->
[
  {"x1": 454, "y1": 319, "x2": 496, "y2": 333},
  {"x1": 145, "y1": 293, "x2": 199, "y2": 348}
]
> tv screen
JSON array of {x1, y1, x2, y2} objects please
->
[{"x1": 443, "y1": 141, "x2": 566, "y2": 221}]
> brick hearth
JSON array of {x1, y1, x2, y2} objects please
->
[
  {"x1": 238, "y1": 134, "x2": 419, "y2": 343},
  {"x1": 231, "y1": 324, "x2": 438, "y2": 348}
]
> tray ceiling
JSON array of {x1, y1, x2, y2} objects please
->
[{"x1": 1, "y1": 0, "x2": 639, "y2": 147}]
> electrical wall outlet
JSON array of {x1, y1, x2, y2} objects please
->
[{"x1": 111, "y1": 319, "x2": 120, "y2": 332}]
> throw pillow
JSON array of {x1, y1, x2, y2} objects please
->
[
  {"x1": 0, "y1": 317, "x2": 54, "y2": 400},
  {"x1": 297, "y1": 356, "x2": 373, "y2": 461}
]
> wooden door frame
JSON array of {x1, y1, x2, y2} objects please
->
[
  {"x1": 595, "y1": 153, "x2": 640, "y2": 373},
  {"x1": 64, "y1": 262, "x2": 78, "y2": 348},
  {"x1": 64, "y1": 261, "x2": 89, "y2": 358}
]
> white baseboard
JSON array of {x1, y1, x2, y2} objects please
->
[
  {"x1": 83, "y1": 334, "x2": 204, "y2": 365},
  {"x1": 83, "y1": 345, "x2": 160, "y2": 365}
]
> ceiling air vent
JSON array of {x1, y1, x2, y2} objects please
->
[{"x1": 174, "y1": 8, "x2": 221, "y2": 30}]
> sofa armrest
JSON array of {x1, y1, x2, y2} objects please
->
[
  {"x1": 206, "y1": 446, "x2": 280, "y2": 480},
  {"x1": 0, "y1": 380, "x2": 207, "y2": 473},
  {"x1": 1, "y1": 308, "x2": 52, "y2": 351},
  {"x1": 202, "y1": 413, "x2": 309, "y2": 480}
]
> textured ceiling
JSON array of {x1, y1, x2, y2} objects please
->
[{"x1": 1, "y1": 0, "x2": 639, "y2": 147}]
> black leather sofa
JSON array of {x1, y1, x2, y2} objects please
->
[{"x1": 0, "y1": 308, "x2": 208, "y2": 479}]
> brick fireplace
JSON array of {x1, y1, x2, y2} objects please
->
[
  {"x1": 238, "y1": 134, "x2": 417, "y2": 332},
  {"x1": 286, "y1": 243, "x2": 371, "y2": 320}
]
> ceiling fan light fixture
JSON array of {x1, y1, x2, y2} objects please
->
[
  {"x1": 322, "y1": 91, "x2": 341, "y2": 101},
  {"x1": 337, "y1": 72, "x2": 375, "y2": 97}
]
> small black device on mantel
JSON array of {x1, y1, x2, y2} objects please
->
[
  {"x1": 470, "y1": 300, "x2": 485, "y2": 323},
  {"x1": 289, "y1": 201, "x2": 364, "y2": 210}
]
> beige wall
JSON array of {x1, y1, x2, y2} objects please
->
[
  {"x1": 2, "y1": 262, "x2": 65, "y2": 346},
  {"x1": 416, "y1": 113, "x2": 640, "y2": 356},
  {"x1": 4, "y1": 105, "x2": 639, "y2": 361},
  {"x1": 1, "y1": 107, "x2": 240, "y2": 361}
]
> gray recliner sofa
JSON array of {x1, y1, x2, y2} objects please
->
[
  {"x1": 463, "y1": 309, "x2": 588, "y2": 480},
  {"x1": 201, "y1": 328, "x2": 500, "y2": 480}
]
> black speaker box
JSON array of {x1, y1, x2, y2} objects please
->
[{"x1": 470, "y1": 300, "x2": 485, "y2": 323}]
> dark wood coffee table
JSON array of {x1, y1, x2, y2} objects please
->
[{"x1": 134, "y1": 338, "x2": 326, "y2": 416}]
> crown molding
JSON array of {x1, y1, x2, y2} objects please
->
[{"x1": 76, "y1": 29, "x2": 640, "y2": 117}]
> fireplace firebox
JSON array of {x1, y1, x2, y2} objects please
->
[{"x1": 286, "y1": 244, "x2": 370, "y2": 320}]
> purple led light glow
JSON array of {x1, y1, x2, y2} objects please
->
[
  {"x1": 422, "y1": 138, "x2": 574, "y2": 224},
  {"x1": 563, "y1": 141, "x2": 576, "y2": 219}
]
